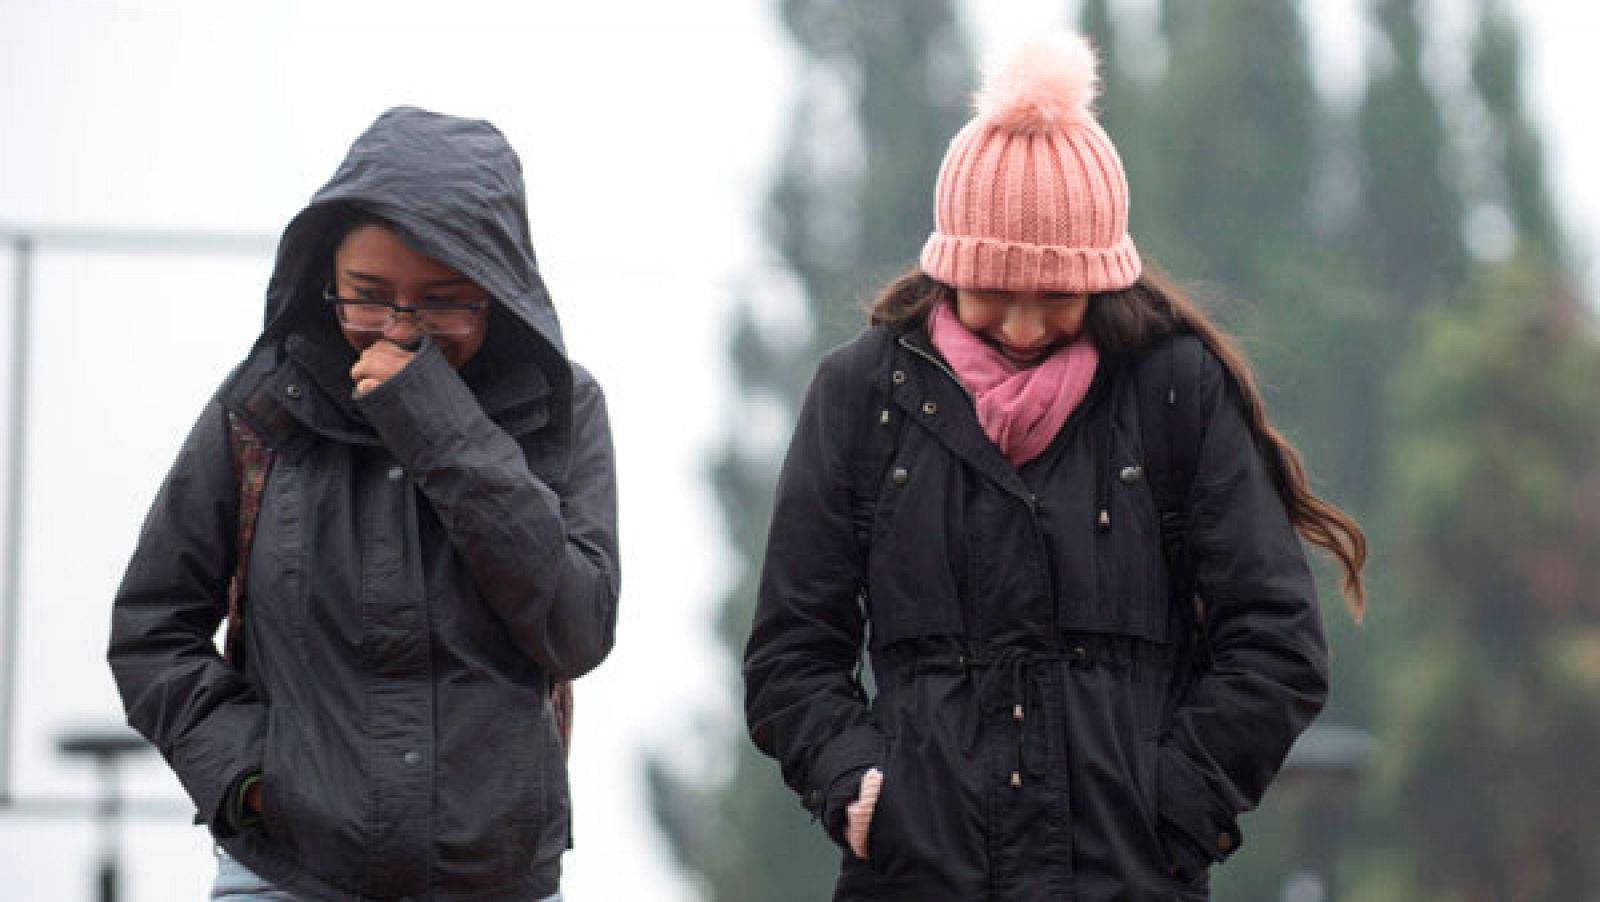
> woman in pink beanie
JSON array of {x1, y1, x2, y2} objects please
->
[{"x1": 744, "y1": 32, "x2": 1367, "y2": 901}]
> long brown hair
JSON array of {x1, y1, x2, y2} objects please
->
[{"x1": 868, "y1": 266, "x2": 1368, "y2": 621}]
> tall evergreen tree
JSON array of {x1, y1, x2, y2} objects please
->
[
  {"x1": 648, "y1": 4, "x2": 971, "y2": 900},
  {"x1": 1469, "y1": 0, "x2": 1564, "y2": 266},
  {"x1": 1356, "y1": 0, "x2": 1470, "y2": 312},
  {"x1": 1155, "y1": 0, "x2": 1321, "y2": 288}
]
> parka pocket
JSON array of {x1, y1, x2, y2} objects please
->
[{"x1": 863, "y1": 748, "x2": 903, "y2": 874}]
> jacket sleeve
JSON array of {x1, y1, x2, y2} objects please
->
[
  {"x1": 357, "y1": 343, "x2": 619, "y2": 681},
  {"x1": 743, "y1": 345, "x2": 883, "y2": 833},
  {"x1": 107, "y1": 397, "x2": 266, "y2": 835},
  {"x1": 1155, "y1": 350, "x2": 1330, "y2": 872}
]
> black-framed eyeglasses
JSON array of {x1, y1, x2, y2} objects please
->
[{"x1": 324, "y1": 283, "x2": 489, "y2": 336}]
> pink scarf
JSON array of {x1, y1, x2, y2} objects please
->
[{"x1": 928, "y1": 301, "x2": 1099, "y2": 466}]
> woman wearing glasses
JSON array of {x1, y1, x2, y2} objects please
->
[{"x1": 108, "y1": 107, "x2": 619, "y2": 901}]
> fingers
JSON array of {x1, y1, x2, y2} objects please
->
[
  {"x1": 350, "y1": 341, "x2": 415, "y2": 395},
  {"x1": 846, "y1": 767, "x2": 884, "y2": 860}
]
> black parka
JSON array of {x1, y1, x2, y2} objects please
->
[
  {"x1": 744, "y1": 321, "x2": 1327, "y2": 901},
  {"x1": 108, "y1": 108, "x2": 619, "y2": 901}
]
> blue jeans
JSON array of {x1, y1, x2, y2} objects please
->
[
  {"x1": 210, "y1": 851, "x2": 298, "y2": 901},
  {"x1": 212, "y1": 850, "x2": 564, "y2": 901}
]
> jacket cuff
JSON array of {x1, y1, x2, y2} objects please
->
[
  {"x1": 208, "y1": 767, "x2": 261, "y2": 838},
  {"x1": 169, "y1": 703, "x2": 267, "y2": 838},
  {"x1": 804, "y1": 723, "x2": 884, "y2": 844},
  {"x1": 1156, "y1": 741, "x2": 1242, "y2": 865},
  {"x1": 820, "y1": 766, "x2": 869, "y2": 849},
  {"x1": 1158, "y1": 821, "x2": 1214, "y2": 885},
  {"x1": 354, "y1": 339, "x2": 481, "y2": 467}
]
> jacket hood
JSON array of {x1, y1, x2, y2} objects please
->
[{"x1": 258, "y1": 106, "x2": 570, "y2": 401}]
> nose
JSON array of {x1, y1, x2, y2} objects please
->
[
  {"x1": 383, "y1": 309, "x2": 423, "y2": 344},
  {"x1": 1000, "y1": 303, "x2": 1048, "y2": 349}
]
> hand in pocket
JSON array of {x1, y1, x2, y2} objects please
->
[{"x1": 846, "y1": 768, "x2": 884, "y2": 859}]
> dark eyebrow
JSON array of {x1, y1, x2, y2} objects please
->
[
  {"x1": 343, "y1": 269, "x2": 390, "y2": 285},
  {"x1": 341, "y1": 270, "x2": 473, "y2": 291}
]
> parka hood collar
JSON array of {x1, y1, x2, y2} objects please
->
[{"x1": 256, "y1": 106, "x2": 570, "y2": 405}]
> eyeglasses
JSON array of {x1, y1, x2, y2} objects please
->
[{"x1": 324, "y1": 283, "x2": 489, "y2": 336}]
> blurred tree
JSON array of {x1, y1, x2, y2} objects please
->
[
  {"x1": 647, "y1": 3, "x2": 971, "y2": 900},
  {"x1": 1358, "y1": 254, "x2": 1600, "y2": 901},
  {"x1": 1468, "y1": 0, "x2": 1565, "y2": 267},
  {"x1": 1357, "y1": 0, "x2": 1470, "y2": 312},
  {"x1": 1350, "y1": 4, "x2": 1600, "y2": 898},
  {"x1": 1155, "y1": 0, "x2": 1321, "y2": 288}
]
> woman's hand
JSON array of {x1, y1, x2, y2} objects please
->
[
  {"x1": 351, "y1": 340, "x2": 416, "y2": 397},
  {"x1": 846, "y1": 768, "x2": 883, "y2": 859}
]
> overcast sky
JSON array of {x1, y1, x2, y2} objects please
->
[{"x1": 0, "y1": 1, "x2": 1595, "y2": 900}]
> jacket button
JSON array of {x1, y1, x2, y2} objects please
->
[
  {"x1": 283, "y1": 383, "x2": 302, "y2": 400},
  {"x1": 891, "y1": 370, "x2": 906, "y2": 385},
  {"x1": 879, "y1": 409, "x2": 891, "y2": 425},
  {"x1": 387, "y1": 465, "x2": 405, "y2": 481},
  {"x1": 1012, "y1": 704, "x2": 1024, "y2": 722},
  {"x1": 891, "y1": 467, "x2": 909, "y2": 487},
  {"x1": 403, "y1": 750, "x2": 422, "y2": 767},
  {"x1": 922, "y1": 401, "x2": 937, "y2": 416},
  {"x1": 1009, "y1": 771, "x2": 1022, "y2": 789},
  {"x1": 1072, "y1": 645, "x2": 1089, "y2": 661},
  {"x1": 1216, "y1": 832, "x2": 1235, "y2": 853},
  {"x1": 1119, "y1": 465, "x2": 1143, "y2": 484}
]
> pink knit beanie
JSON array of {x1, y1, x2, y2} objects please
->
[{"x1": 920, "y1": 33, "x2": 1142, "y2": 293}]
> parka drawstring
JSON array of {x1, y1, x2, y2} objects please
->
[
  {"x1": 963, "y1": 644, "x2": 1059, "y2": 788},
  {"x1": 1092, "y1": 412, "x2": 1113, "y2": 533}
]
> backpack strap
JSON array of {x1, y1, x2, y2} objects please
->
[
  {"x1": 224, "y1": 411, "x2": 274, "y2": 665},
  {"x1": 1133, "y1": 335, "x2": 1208, "y2": 637}
]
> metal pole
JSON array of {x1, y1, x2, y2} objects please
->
[
  {"x1": 0, "y1": 236, "x2": 33, "y2": 807},
  {"x1": 95, "y1": 753, "x2": 123, "y2": 902}
]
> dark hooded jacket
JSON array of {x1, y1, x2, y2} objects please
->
[
  {"x1": 108, "y1": 107, "x2": 619, "y2": 901},
  {"x1": 744, "y1": 321, "x2": 1327, "y2": 901}
]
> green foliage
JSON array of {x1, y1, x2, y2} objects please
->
[{"x1": 1357, "y1": 257, "x2": 1600, "y2": 900}]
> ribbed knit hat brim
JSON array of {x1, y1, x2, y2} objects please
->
[{"x1": 920, "y1": 231, "x2": 1141, "y2": 293}]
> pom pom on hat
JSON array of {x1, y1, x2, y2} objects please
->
[{"x1": 976, "y1": 33, "x2": 1100, "y2": 134}]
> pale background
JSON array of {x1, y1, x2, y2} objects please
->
[{"x1": 0, "y1": 1, "x2": 1595, "y2": 899}]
